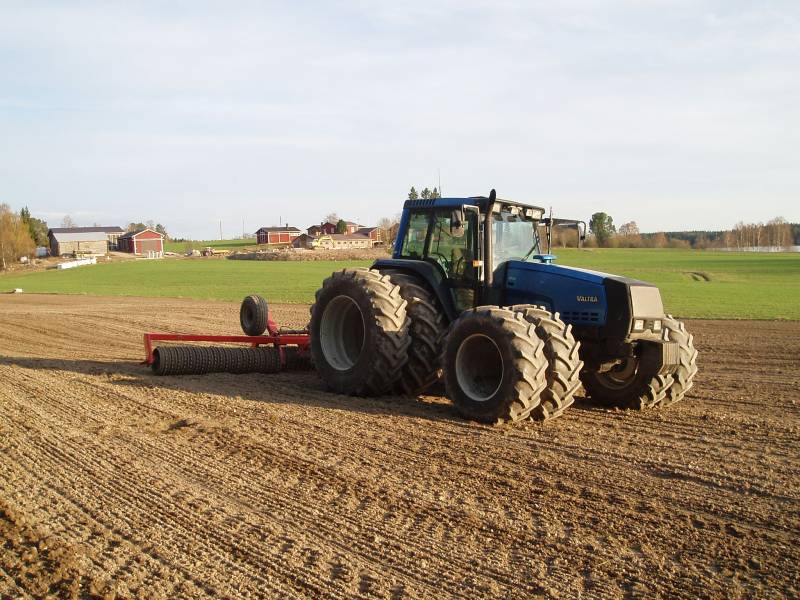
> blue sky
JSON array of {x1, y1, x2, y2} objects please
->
[{"x1": 1, "y1": 1, "x2": 797, "y2": 238}]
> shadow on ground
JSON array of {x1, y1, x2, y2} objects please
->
[{"x1": 1, "y1": 354, "x2": 471, "y2": 426}]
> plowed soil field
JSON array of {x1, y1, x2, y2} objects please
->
[{"x1": 1, "y1": 295, "x2": 798, "y2": 599}]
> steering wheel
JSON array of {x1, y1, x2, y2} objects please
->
[
  {"x1": 429, "y1": 251, "x2": 451, "y2": 271},
  {"x1": 451, "y1": 255, "x2": 465, "y2": 275}
]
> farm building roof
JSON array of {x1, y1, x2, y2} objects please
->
[
  {"x1": 256, "y1": 226, "x2": 301, "y2": 233},
  {"x1": 118, "y1": 228, "x2": 164, "y2": 239},
  {"x1": 322, "y1": 233, "x2": 371, "y2": 240},
  {"x1": 49, "y1": 226, "x2": 124, "y2": 234},
  {"x1": 357, "y1": 227, "x2": 378, "y2": 234},
  {"x1": 50, "y1": 231, "x2": 109, "y2": 242}
]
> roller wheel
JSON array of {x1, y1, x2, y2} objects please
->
[{"x1": 240, "y1": 295, "x2": 269, "y2": 336}]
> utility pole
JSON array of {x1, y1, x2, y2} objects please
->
[
  {"x1": 219, "y1": 220, "x2": 223, "y2": 241},
  {"x1": 438, "y1": 169, "x2": 442, "y2": 197}
]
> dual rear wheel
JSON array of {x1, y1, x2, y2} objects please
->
[{"x1": 309, "y1": 269, "x2": 583, "y2": 424}]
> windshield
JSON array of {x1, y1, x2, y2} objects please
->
[{"x1": 492, "y1": 210, "x2": 540, "y2": 267}]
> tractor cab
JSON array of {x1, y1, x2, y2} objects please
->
[{"x1": 378, "y1": 190, "x2": 585, "y2": 317}]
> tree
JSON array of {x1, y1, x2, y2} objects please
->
[
  {"x1": 377, "y1": 216, "x2": 399, "y2": 231},
  {"x1": 19, "y1": 206, "x2": 48, "y2": 246},
  {"x1": 589, "y1": 212, "x2": 615, "y2": 247},
  {"x1": 409, "y1": 185, "x2": 440, "y2": 200},
  {"x1": 155, "y1": 223, "x2": 168, "y2": 239},
  {"x1": 618, "y1": 221, "x2": 639, "y2": 236},
  {"x1": 0, "y1": 204, "x2": 35, "y2": 270},
  {"x1": 650, "y1": 232, "x2": 668, "y2": 249},
  {"x1": 324, "y1": 213, "x2": 339, "y2": 225},
  {"x1": 127, "y1": 222, "x2": 146, "y2": 232},
  {"x1": 336, "y1": 219, "x2": 348, "y2": 234},
  {"x1": 61, "y1": 215, "x2": 76, "y2": 228},
  {"x1": 617, "y1": 221, "x2": 641, "y2": 248}
]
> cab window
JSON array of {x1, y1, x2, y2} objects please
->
[
  {"x1": 400, "y1": 211, "x2": 430, "y2": 258},
  {"x1": 428, "y1": 209, "x2": 475, "y2": 282}
]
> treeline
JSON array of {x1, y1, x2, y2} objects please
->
[{"x1": 548, "y1": 212, "x2": 799, "y2": 250}]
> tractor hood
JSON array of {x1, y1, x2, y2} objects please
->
[{"x1": 502, "y1": 261, "x2": 664, "y2": 337}]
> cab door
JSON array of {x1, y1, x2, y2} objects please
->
[{"x1": 426, "y1": 209, "x2": 479, "y2": 312}]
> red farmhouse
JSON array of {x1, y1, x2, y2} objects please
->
[
  {"x1": 118, "y1": 229, "x2": 164, "y2": 254},
  {"x1": 256, "y1": 226, "x2": 301, "y2": 245}
]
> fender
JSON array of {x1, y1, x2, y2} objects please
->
[{"x1": 372, "y1": 258, "x2": 460, "y2": 322}]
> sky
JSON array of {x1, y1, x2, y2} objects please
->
[{"x1": 1, "y1": 1, "x2": 798, "y2": 239}]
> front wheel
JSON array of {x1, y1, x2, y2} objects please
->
[
  {"x1": 658, "y1": 316, "x2": 698, "y2": 407},
  {"x1": 580, "y1": 355, "x2": 673, "y2": 410}
]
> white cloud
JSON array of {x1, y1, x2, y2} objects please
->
[{"x1": 0, "y1": 1, "x2": 798, "y2": 237}]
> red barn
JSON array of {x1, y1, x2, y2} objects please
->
[
  {"x1": 118, "y1": 229, "x2": 164, "y2": 254},
  {"x1": 307, "y1": 223, "x2": 337, "y2": 237},
  {"x1": 256, "y1": 226, "x2": 301, "y2": 245},
  {"x1": 356, "y1": 227, "x2": 384, "y2": 245}
]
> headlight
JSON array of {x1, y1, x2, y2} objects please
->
[
  {"x1": 633, "y1": 319, "x2": 645, "y2": 331},
  {"x1": 653, "y1": 320, "x2": 662, "y2": 332}
]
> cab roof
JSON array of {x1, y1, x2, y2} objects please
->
[{"x1": 403, "y1": 196, "x2": 547, "y2": 218}]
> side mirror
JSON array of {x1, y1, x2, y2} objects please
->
[{"x1": 450, "y1": 208, "x2": 465, "y2": 237}]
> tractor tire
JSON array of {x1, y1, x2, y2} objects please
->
[
  {"x1": 580, "y1": 352, "x2": 673, "y2": 410},
  {"x1": 240, "y1": 295, "x2": 269, "y2": 336},
  {"x1": 658, "y1": 316, "x2": 698, "y2": 407},
  {"x1": 380, "y1": 271, "x2": 447, "y2": 396},
  {"x1": 442, "y1": 306, "x2": 548, "y2": 424},
  {"x1": 309, "y1": 268, "x2": 410, "y2": 396},
  {"x1": 511, "y1": 305, "x2": 583, "y2": 420}
]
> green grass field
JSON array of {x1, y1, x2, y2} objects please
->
[
  {"x1": 2, "y1": 250, "x2": 798, "y2": 320},
  {"x1": 163, "y1": 238, "x2": 257, "y2": 253}
]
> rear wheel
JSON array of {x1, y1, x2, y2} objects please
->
[
  {"x1": 443, "y1": 307, "x2": 548, "y2": 424},
  {"x1": 580, "y1": 354, "x2": 672, "y2": 410},
  {"x1": 310, "y1": 268, "x2": 410, "y2": 396},
  {"x1": 511, "y1": 305, "x2": 583, "y2": 420},
  {"x1": 379, "y1": 271, "x2": 447, "y2": 396}
]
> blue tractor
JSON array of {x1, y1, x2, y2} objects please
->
[{"x1": 309, "y1": 190, "x2": 698, "y2": 424}]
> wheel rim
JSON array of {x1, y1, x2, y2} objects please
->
[
  {"x1": 320, "y1": 295, "x2": 365, "y2": 371},
  {"x1": 455, "y1": 333, "x2": 504, "y2": 402},
  {"x1": 595, "y1": 358, "x2": 638, "y2": 390}
]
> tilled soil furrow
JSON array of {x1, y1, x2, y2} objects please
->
[
  {"x1": 5, "y1": 370, "x2": 532, "y2": 597},
  {"x1": 92, "y1": 366, "x2": 800, "y2": 542},
  {"x1": 1, "y1": 297, "x2": 798, "y2": 598},
  {"x1": 39, "y1": 372, "x2": 788, "y2": 596},
  {"x1": 2, "y1": 370, "x2": 469, "y2": 597},
  {"x1": 0, "y1": 409, "x2": 320, "y2": 599}
]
